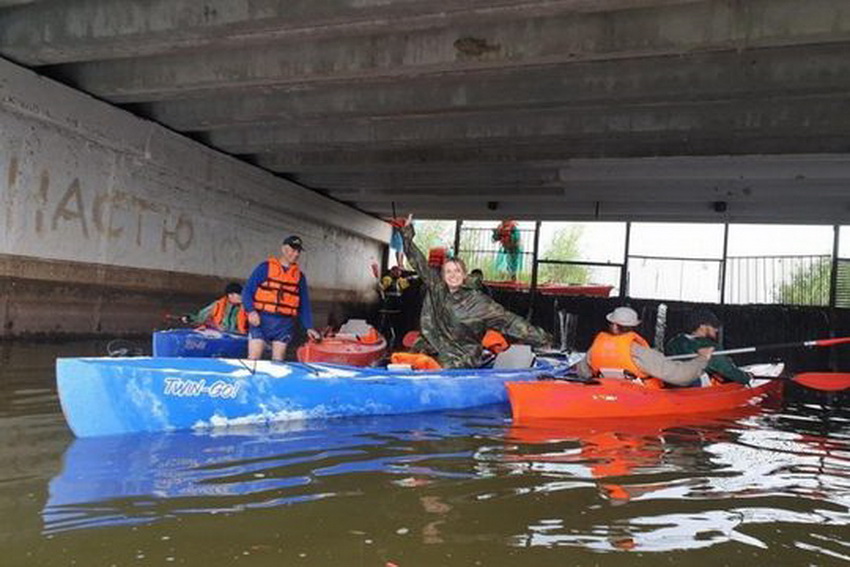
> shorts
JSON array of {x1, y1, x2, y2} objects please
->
[
  {"x1": 249, "y1": 313, "x2": 296, "y2": 343},
  {"x1": 389, "y1": 229, "x2": 404, "y2": 252}
]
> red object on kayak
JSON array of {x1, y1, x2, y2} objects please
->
[
  {"x1": 297, "y1": 335, "x2": 387, "y2": 366},
  {"x1": 484, "y1": 281, "x2": 613, "y2": 297},
  {"x1": 506, "y1": 378, "x2": 783, "y2": 421},
  {"x1": 402, "y1": 330, "x2": 420, "y2": 349}
]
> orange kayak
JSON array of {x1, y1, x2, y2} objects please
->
[
  {"x1": 507, "y1": 377, "x2": 782, "y2": 421},
  {"x1": 296, "y1": 335, "x2": 387, "y2": 367}
]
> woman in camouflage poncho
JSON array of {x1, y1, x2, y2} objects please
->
[{"x1": 400, "y1": 220, "x2": 551, "y2": 369}]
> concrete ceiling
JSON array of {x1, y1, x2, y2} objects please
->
[{"x1": 2, "y1": 0, "x2": 850, "y2": 223}]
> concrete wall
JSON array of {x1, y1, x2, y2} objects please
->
[{"x1": 0, "y1": 57, "x2": 390, "y2": 336}]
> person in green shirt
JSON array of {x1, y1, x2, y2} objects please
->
[
  {"x1": 181, "y1": 282, "x2": 248, "y2": 334},
  {"x1": 665, "y1": 309, "x2": 751, "y2": 386}
]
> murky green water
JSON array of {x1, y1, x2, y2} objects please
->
[{"x1": 1, "y1": 340, "x2": 848, "y2": 566}]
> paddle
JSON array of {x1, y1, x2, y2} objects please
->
[
  {"x1": 790, "y1": 373, "x2": 850, "y2": 392},
  {"x1": 666, "y1": 336, "x2": 850, "y2": 360},
  {"x1": 666, "y1": 336, "x2": 850, "y2": 392}
]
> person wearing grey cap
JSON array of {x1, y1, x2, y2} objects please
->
[
  {"x1": 576, "y1": 306, "x2": 715, "y2": 387},
  {"x1": 665, "y1": 308, "x2": 751, "y2": 385},
  {"x1": 242, "y1": 235, "x2": 321, "y2": 361}
]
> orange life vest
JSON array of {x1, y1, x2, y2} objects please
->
[
  {"x1": 252, "y1": 257, "x2": 302, "y2": 317},
  {"x1": 588, "y1": 331, "x2": 650, "y2": 379},
  {"x1": 390, "y1": 352, "x2": 442, "y2": 371},
  {"x1": 358, "y1": 327, "x2": 383, "y2": 345},
  {"x1": 482, "y1": 329, "x2": 509, "y2": 354},
  {"x1": 209, "y1": 296, "x2": 248, "y2": 334}
]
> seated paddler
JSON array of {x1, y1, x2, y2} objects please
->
[
  {"x1": 576, "y1": 306, "x2": 714, "y2": 387},
  {"x1": 181, "y1": 282, "x2": 248, "y2": 334},
  {"x1": 395, "y1": 215, "x2": 552, "y2": 369},
  {"x1": 665, "y1": 308, "x2": 751, "y2": 386}
]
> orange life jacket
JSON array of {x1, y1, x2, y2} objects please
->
[
  {"x1": 252, "y1": 257, "x2": 302, "y2": 317},
  {"x1": 482, "y1": 329, "x2": 509, "y2": 354},
  {"x1": 209, "y1": 296, "x2": 248, "y2": 334},
  {"x1": 390, "y1": 352, "x2": 442, "y2": 371},
  {"x1": 588, "y1": 331, "x2": 650, "y2": 379},
  {"x1": 358, "y1": 327, "x2": 383, "y2": 345}
]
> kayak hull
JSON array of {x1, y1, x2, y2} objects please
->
[
  {"x1": 507, "y1": 377, "x2": 783, "y2": 421},
  {"x1": 152, "y1": 329, "x2": 247, "y2": 358},
  {"x1": 56, "y1": 357, "x2": 569, "y2": 438}
]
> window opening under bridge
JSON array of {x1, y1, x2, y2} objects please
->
[
  {"x1": 725, "y1": 224, "x2": 834, "y2": 306},
  {"x1": 536, "y1": 222, "x2": 626, "y2": 297},
  {"x1": 627, "y1": 223, "x2": 725, "y2": 303},
  {"x1": 400, "y1": 220, "x2": 846, "y2": 307}
]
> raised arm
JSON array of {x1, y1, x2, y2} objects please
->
[{"x1": 399, "y1": 222, "x2": 442, "y2": 291}]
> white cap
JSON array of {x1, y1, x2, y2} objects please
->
[{"x1": 606, "y1": 306, "x2": 640, "y2": 327}]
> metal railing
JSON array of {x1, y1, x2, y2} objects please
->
[
  {"x1": 725, "y1": 254, "x2": 832, "y2": 305},
  {"x1": 457, "y1": 226, "x2": 536, "y2": 282}
]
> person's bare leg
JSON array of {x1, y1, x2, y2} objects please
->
[
  {"x1": 271, "y1": 341, "x2": 288, "y2": 362},
  {"x1": 248, "y1": 338, "x2": 265, "y2": 360}
]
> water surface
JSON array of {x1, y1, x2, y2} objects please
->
[{"x1": 1, "y1": 340, "x2": 848, "y2": 566}]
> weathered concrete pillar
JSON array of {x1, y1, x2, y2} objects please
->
[{"x1": 0, "y1": 58, "x2": 389, "y2": 337}]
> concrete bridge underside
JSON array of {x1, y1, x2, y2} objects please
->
[
  {"x1": 2, "y1": 0, "x2": 850, "y2": 336},
  {"x1": 3, "y1": 0, "x2": 850, "y2": 223}
]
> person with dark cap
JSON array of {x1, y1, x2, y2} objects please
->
[
  {"x1": 242, "y1": 235, "x2": 321, "y2": 361},
  {"x1": 576, "y1": 306, "x2": 715, "y2": 387},
  {"x1": 665, "y1": 309, "x2": 751, "y2": 385},
  {"x1": 182, "y1": 282, "x2": 248, "y2": 334}
]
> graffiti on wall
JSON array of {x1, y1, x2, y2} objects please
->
[{"x1": 4, "y1": 152, "x2": 198, "y2": 254}]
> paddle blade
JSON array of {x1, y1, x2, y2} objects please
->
[
  {"x1": 792, "y1": 372, "x2": 850, "y2": 392},
  {"x1": 809, "y1": 337, "x2": 850, "y2": 348}
]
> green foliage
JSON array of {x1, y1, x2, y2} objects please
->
[
  {"x1": 412, "y1": 220, "x2": 456, "y2": 256},
  {"x1": 538, "y1": 226, "x2": 590, "y2": 285},
  {"x1": 775, "y1": 256, "x2": 831, "y2": 306}
]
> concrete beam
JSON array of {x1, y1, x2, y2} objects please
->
[
  {"x1": 210, "y1": 95, "x2": 850, "y2": 154},
  {"x1": 0, "y1": 0, "x2": 701, "y2": 65},
  {"x1": 287, "y1": 153, "x2": 850, "y2": 181},
  {"x1": 357, "y1": 199, "x2": 850, "y2": 224},
  {"x1": 132, "y1": 44, "x2": 850, "y2": 130},
  {"x1": 34, "y1": 0, "x2": 850, "y2": 102},
  {"x1": 0, "y1": 1, "x2": 37, "y2": 7},
  {"x1": 251, "y1": 126, "x2": 850, "y2": 168},
  {"x1": 294, "y1": 167, "x2": 562, "y2": 190},
  {"x1": 327, "y1": 178, "x2": 850, "y2": 202}
]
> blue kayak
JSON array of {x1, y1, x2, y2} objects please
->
[
  {"x1": 152, "y1": 328, "x2": 247, "y2": 358},
  {"x1": 56, "y1": 357, "x2": 570, "y2": 438}
]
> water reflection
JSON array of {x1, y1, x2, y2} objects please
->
[
  {"x1": 40, "y1": 395, "x2": 850, "y2": 562},
  {"x1": 44, "y1": 408, "x2": 506, "y2": 534},
  {"x1": 504, "y1": 408, "x2": 850, "y2": 556}
]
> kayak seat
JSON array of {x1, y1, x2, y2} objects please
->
[
  {"x1": 493, "y1": 345, "x2": 536, "y2": 369},
  {"x1": 338, "y1": 319, "x2": 373, "y2": 336}
]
